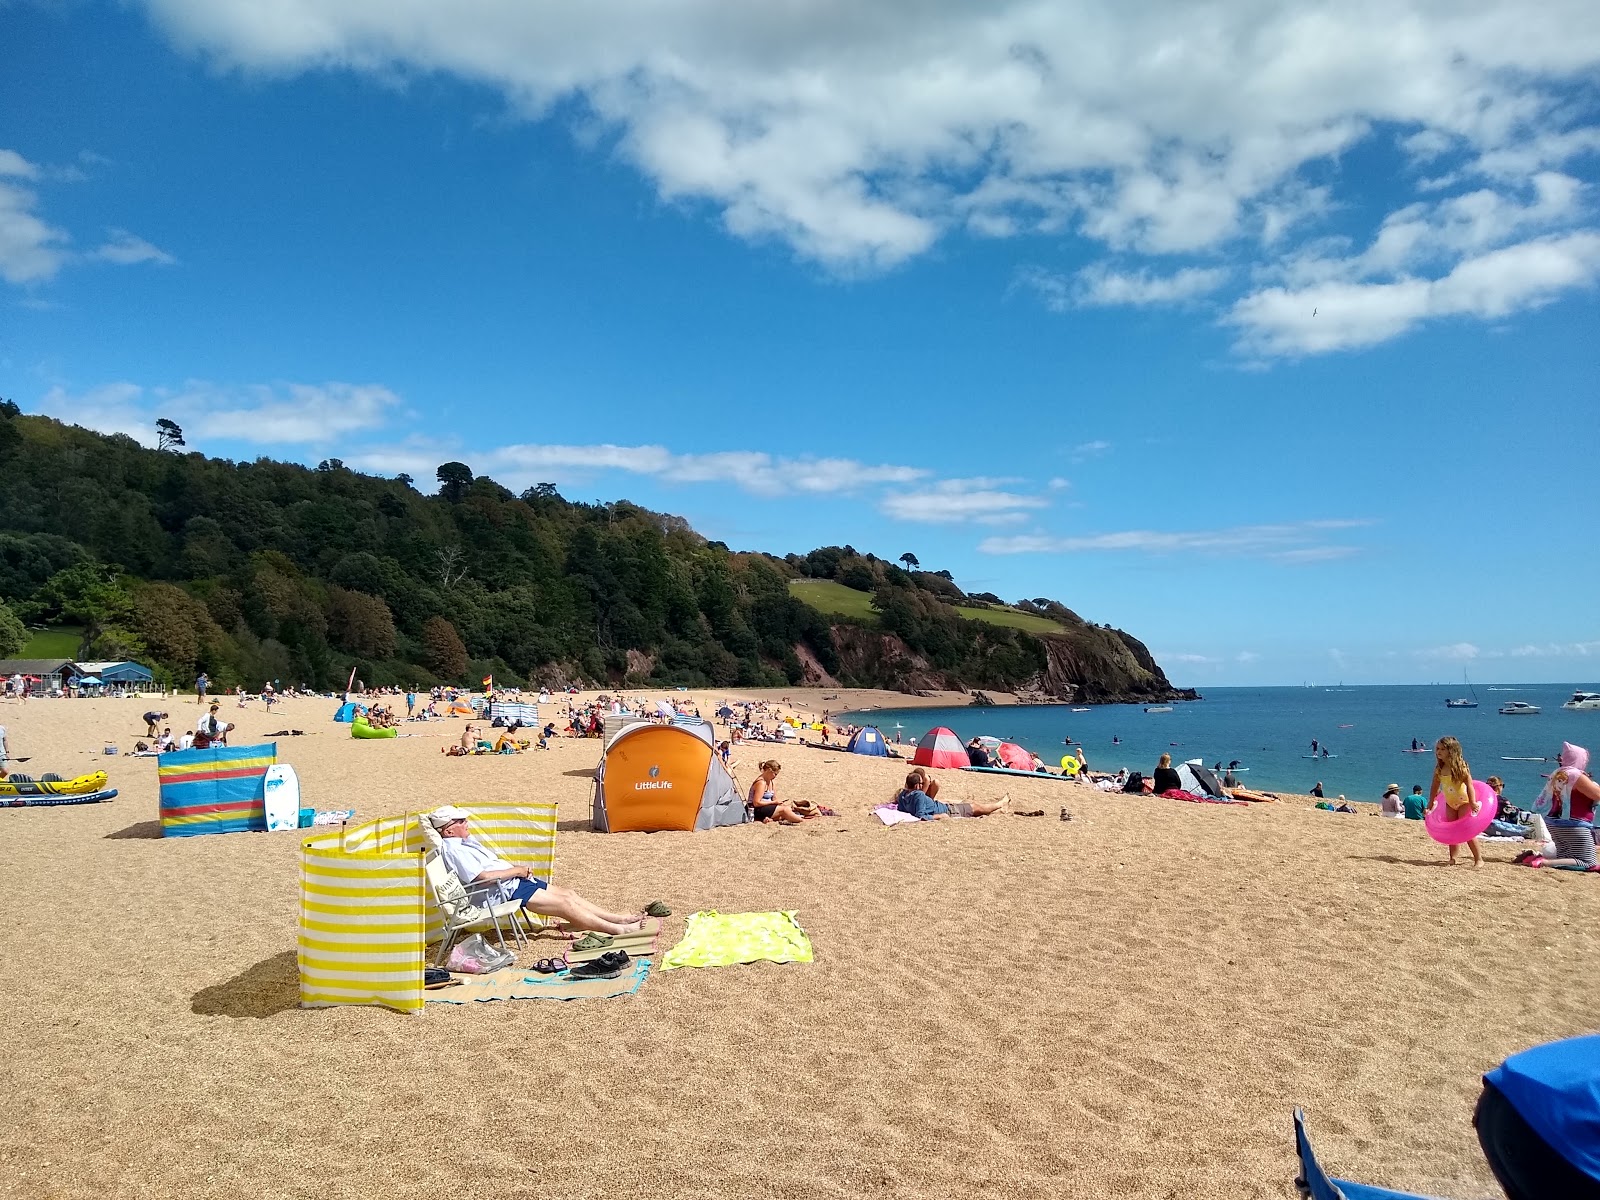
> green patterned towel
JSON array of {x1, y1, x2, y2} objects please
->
[{"x1": 660, "y1": 910, "x2": 813, "y2": 970}]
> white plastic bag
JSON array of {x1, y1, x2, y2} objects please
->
[{"x1": 446, "y1": 933, "x2": 514, "y2": 974}]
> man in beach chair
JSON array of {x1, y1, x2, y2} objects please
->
[{"x1": 426, "y1": 805, "x2": 660, "y2": 936}]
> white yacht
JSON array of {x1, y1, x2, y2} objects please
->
[
  {"x1": 1563, "y1": 691, "x2": 1600, "y2": 711},
  {"x1": 1498, "y1": 701, "x2": 1540, "y2": 715}
]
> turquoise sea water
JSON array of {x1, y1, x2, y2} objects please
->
[{"x1": 838, "y1": 683, "x2": 1600, "y2": 805}]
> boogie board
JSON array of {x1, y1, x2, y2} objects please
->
[
  {"x1": 263, "y1": 764, "x2": 302, "y2": 832},
  {"x1": 0, "y1": 788, "x2": 117, "y2": 809},
  {"x1": 961, "y1": 766, "x2": 1074, "y2": 781}
]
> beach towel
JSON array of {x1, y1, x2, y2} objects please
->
[
  {"x1": 873, "y1": 805, "x2": 921, "y2": 825},
  {"x1": 426, "y1": 919, "x2": 662, "y2": 1004},
  {"x1": 425, "y1": 957, "x2": 651, "y2": 1004},
  {"x1": 660, "y1": 910, "x2": 813, "y2": 971}
]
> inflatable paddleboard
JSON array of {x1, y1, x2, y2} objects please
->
[
  {"x1": 263, "y1": 764, "x2": 302, "y2": 832},
  {"x1": 1403, "y1": 748, "x2": 1432, "y2": 754},
  {"x1": 0, "y1": 788, "x2": 117, "y2": 809},
  {"x1": 0, "y1": 770, "x2": 109, "y2": 797},
  {"x1": 961, "y1": 766, "x2": 1073, "y2": 781},
  {"x1": 1300, "y1": 754, "x2": 1339, "y2": 759}
]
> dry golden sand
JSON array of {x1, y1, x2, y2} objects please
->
[{"x1": 2, "y1": 692, "x2": 1597, "y2": 1200}]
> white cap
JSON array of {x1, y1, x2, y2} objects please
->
[{"x1": 427, "y1": 804, "x2": 471, "y2": 830}]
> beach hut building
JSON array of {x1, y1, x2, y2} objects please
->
[
  {"x1": 300, "y1": 801, "x2": 558, "y2": 1014},
  {"x1": 75, "y1": 660, "x2": 157, "y2": 692},
  {"x1": 591, "y1": 721, "x2": 745, "y2": 833},
  {"x1": 911, "y1": 726, "x2": 970, "y2": 769},
  {"x1": 0, "y1": 658, "x2": 79, "y2": 694},
  {"x1": 846, "y1": 726, "x2": 890, "y2": 757}
]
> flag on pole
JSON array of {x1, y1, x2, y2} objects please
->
[{"x1": 482, "y1": 674, "x2": 493, "y2": 692}]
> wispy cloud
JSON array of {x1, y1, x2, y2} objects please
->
[
  {"x1": 1509, "y1": 640, "x2": 1600, "y2": 658},
  {"x1": 91, "y1": 229, "x2": 176, "y2": 266},
  {"x1": 1022, "y1": 263, "x2": 1228, "y2": 310},
  {"x1": 483, "y1": 443, "x2": 928, "y2": 499},
  {"x1": 36, "y1": 380, "x2": 401, "y2": 446},
  {"x1": 0, "y1": 148, "x2": 176, "y2": 286},
  {"x1": 1069, "y1": 440, "x2": 1112, "y2": 463},
  {"x1": 1236, "y1": 650, "x2": 1260, "y2": 663},
  {"x1": 1160, "y1": 652, "x2": 1219, "y2": 664},
  {"x1": 1412, "y1": 642, "x2": 1481, "y2": 661},
  {"x1": 879, "y1": 478, "x2": 1049, "y2": 525},
  {"x1": 980, "y1": 519, "x2": 1372, "y2": 561}
]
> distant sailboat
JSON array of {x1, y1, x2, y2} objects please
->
[{"x1": 1445, "y1": 672, "x2": 1479, "y2": 709}]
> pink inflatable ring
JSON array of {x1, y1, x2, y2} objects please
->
[{"x1": 1424, "y1": 778, "x2": 1498, "y2": 845}]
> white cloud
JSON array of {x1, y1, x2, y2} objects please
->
[
  {"x1": 0, "y1": 148, "x2": 177, "y2": 287},
  {"x1": 1046, "y1": 476, "x2": 1071, "y2": 490},
  {"x1": 1229, "y1": 231, "x2": 1600, "y2": 356},
  {"x1": 133, "y1": 0, "x2": 1600, "y2": 284},
  {"x1": 1161, "y1": 652, "x2": 1218, "y2": 664},
  {"x1": 1070, "y1": 440, "x2": 1112, "y2": 462},
  {"x1": 1509, "y1": 640, "x2": 1600, "y2": 657},
  {"x1": 483, "y1": 442, "x2": 927, "y2": 499},
  {"x1": 1413, "y1": 642, "x2": 1481, "y2": 661},
  {"x1": 91, "y1": 229, "x2": 177, "y2": 266},
  {"x1": 36, "y1": 380, "x2": 400, "y2": 446},
  {"x1": 0, "y1": 150, "x2": 69, "y2": 284},
  {"x1": 879, "y1": 478, "x2": 1048, "y2": 524},
  {"x1": 1024, "y1": 263, "x2": 1229, "y2": 309},
  {"x1": 979, "y1": 518, "x2": 1372, "y2": 560},
  {"x1": 1236, "y1": 650, "x2": 1260, "y2": 663}
]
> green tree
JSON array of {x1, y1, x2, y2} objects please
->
[
  {"x1": 155, "y1": 418, "x2": 185, "y2": 452},
  {"x1": 328, "y1": 587, "x2": 397, "y2": 658},
  {"x1": 436, "y1": 462, "x2": 474, "y2": 502},
  {"x1": 27, "y1": 562, "x2": 138, "y2": 658},
  {"x1": 421, "y1": 615, "x2": 467, "y2": 681},
  {"x1": 0, "y1": 601, "x2": 26, "y2": 657},
  {"x1": 900, "y1": 552, "x2": 919, "y2": 569}
]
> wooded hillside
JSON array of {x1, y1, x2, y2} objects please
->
[{"x1": 0, "y1": 403, "x2": 1178, "y2": 700}]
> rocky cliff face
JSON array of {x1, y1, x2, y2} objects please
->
[
  {"x1": 819, "y1": 623, "x2": 1195, "y2": 704},
  {"x1": 1016, "y1": 630, "x2": 1196, "y2": 704}
]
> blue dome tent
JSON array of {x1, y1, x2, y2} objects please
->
[
  {"x1": 333, "y1": 701, "x2": 363, "y2": 723},
  {"x1": 846, "y1": 726, "x2": 890, "y2": 757}
]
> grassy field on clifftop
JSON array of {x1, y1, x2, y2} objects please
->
[{"x1": 788, "y1": 580, "x2": 1064, "y2": 634}]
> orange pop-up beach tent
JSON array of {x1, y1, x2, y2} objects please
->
[{"x1": 591, "y1": 722, "x2": 745, "y2": 833}]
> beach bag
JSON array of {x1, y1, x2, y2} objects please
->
[
  {"x1": 1121, "y1": 772, "x2": 1145, "y2": 794},
  {"x1": 446, "y1": 933, "x2": 513, "y2": 974},
  {"x1": 432, "y1": 872, "x2": 487, "y2": 926}
]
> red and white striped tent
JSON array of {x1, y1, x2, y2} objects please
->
[{"x1": 911, "y1": 726, "x2": 969, "y2": 769}]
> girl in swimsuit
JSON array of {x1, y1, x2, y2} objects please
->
[
  {"x1": 1425, "y1": 735, "x2": 1482, "y2": 866},
  {"x1": 747, "y1": 760, "x2": 813, "y2": 825}
]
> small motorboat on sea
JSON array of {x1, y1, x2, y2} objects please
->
[
  {"x1": 1498, "y1": 701, "x2": 1540, "y2": 715},
  {"x1": 1445, "y1": 697, "x2": 1478, "y2": 708},
  {"x1": 1143, "y1": 705, "x2": 1172, "y2": 714},
  {"x1": 1563, "y1": 690, "x2": 1600, "y2": 711}
]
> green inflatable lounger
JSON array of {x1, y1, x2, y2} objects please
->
[{"x1": 351, "y1": 716, "x2": 398, "y2": 739}]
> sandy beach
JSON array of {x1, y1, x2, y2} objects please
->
[{"x1": 2, "y1": 689, "x2": 1597, "y2": 1200}]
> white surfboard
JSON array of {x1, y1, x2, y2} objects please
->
[{"x1": 263, "y1": 763, "x2": 302, "y2": 832}]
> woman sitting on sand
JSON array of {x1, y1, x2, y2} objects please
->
[
  {"x1": 1521, "y1": 742, "x2": 1600, "y2": 870},
  {"x1": 894, "y1": 771, "x2": 1008, "y2": 821},
  {"x1": 1151, "y1": 753, "x2": 1183, "y2": 794},
  {"x1": 747, "y1": 760, "x2": 815, "y2": 825}
]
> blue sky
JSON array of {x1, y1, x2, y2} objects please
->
[{"x1": 4, "y1": 0, "x2": 1598, "y2": 687}]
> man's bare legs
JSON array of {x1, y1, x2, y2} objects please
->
[{"x1": 525, "y1": 884, "x2": 645, "y2": 934}]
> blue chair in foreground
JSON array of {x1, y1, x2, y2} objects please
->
[{"x1": 1294, "y1": 1110, "x2": 1449, "y2": 1200}]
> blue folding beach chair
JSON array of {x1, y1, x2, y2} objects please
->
[{"x1": 1294, "y1": 1110, "x2": 1449, "y2": 1200}]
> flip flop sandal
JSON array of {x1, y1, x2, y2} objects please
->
[
  {"x1": 530, "y1": 958, "x2": 565, "y2": 974},
  {"x1": 571, "y1": 933, "x2": 613, "y2": 952},
  {"x1": 643, "y1": 901, "x2": 672, "y2": 918}
]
